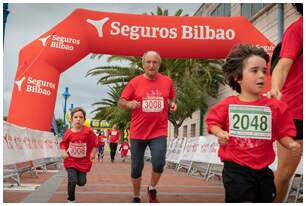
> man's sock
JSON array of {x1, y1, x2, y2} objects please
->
[{"x1": 148, "y1": 185, "x2": 156, "y2": 191}]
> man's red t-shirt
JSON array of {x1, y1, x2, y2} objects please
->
[
  {"x1": 121, "y1": 73, "x2": 175, "y2": 140},
  {"x1": 280, "y1": 17, "x2": 303, "y2": 120},
  {"x1": 206, "y1": 96, "x2": 296, "y2": 170},
  {"x1": 108, "y1": 129, "x2": 120, "y2": 143},
  {"x1": 60, "y1": 126, "x2": 98, "y2": 172}
]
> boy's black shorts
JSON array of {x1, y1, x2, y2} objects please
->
[
  {"x1": 294, "y1": 119, "x2": 303, "y2": 140},
  {"x1": 222, "y1": 161, "x2": 276, "y2": 203}
]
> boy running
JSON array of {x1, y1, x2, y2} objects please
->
[{"x1": 205, "y1": 44, "x2": 301, "y2": 203}]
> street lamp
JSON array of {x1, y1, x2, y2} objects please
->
[
  {"x1": 67, "y1": 103, "x2": 74, "y2": 129},
  {"x1": 62, "y1": 87, "x2": 71, "y2": 135},
  {"x1": 69, "y1": 103, "x2": 74, "y2": 112}
]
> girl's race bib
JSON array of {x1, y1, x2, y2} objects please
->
[{"x1": 68, "y1": 142, "x2": 87, "y2": 158}]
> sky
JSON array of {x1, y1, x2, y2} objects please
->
[{"x1": 3, "y1": 3, "x2": 202, "y2": 120}]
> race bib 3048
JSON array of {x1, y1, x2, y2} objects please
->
[
  {"x1": 142, "y1": 96, "x2": 164, "y2": 112},
  {"x1": 68, "y1": 142, "x2": 87, "y2": 158},
  {"x1": 229, "y1": 104, "x2": 272, "y2": 140}
]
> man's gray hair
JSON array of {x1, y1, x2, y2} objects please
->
[{"x1": 142, "y1": 51, "x2": 162, "y2": 64}]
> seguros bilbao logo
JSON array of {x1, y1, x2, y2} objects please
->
[
  {"x1": 38, "y1": 34, "x2": 80, "y2": 51},
  {"x1": 86, "y1": 16, "x2": 236, "y2": 41},
  {"x1": 15, "y1": 76, "x2": 56, "y2": 96}
]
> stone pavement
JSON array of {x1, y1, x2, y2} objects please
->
[{"x1": 3, "y1": 154, "x2": 225, "y2": 203}]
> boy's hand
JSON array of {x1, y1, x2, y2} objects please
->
[
  {"x1": 216, "y1": 131, "x2": 229, "y2": 145},
  {"x1": 288, "y1": 141, "x2": 302, "y2": 157},
  {"x1": 61, "y1": 150, "x2": 69, "y2": 159}
]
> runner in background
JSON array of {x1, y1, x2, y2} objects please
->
[
  {"x1": 206, "y1": 45, "x2": 301, "y2": 202},
  {"x1": 118, "y1": 51, "x2": 177, "y2": 203},
  {"x1": 108, "y1": 124, "x2": 121, "y2": 163},
  {"x1": 119, "y1": 139, "x2": 130, "y2": 162},
  {"x1": 97, "y1": 130, "x2": 108, "y2": 162},
  {"x1": 60, "y1": 107, "x2": 97, "y2": 203}
]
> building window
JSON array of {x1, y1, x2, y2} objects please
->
[
  {"x1": 190, "y1": 124, "x2": 196, "y2": 137},
  {"x1": 211, "y1": 4, "x2": 230, "y2": 16},
  {"x1": 241, "y1": 3, "x2": 266, "y2": 19},
  {"x1": 183, "y1": 125, "x2": 188, "y2": 137}
]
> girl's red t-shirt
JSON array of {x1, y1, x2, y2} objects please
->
[{"x1": 60, "y1": 126, "x2": 98, "y2": 172}]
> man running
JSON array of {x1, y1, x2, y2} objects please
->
[{"x1": 118, "y1": 51, "x2": 177, "y2": 203}]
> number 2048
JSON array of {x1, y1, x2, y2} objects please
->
[{"x1": 232, "y1": 114, "x2": 268, "y2": 131}]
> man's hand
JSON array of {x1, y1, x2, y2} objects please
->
[
  {"x1": 169, "y1": 102, "x2": 177, "y2": 112},
  {"x1": 288, "y1": 141, "x2": 302, "y2": 157},
  {"x1": 61, "y1": 150, "x2": 69, "y2": 159},
  {"x1": 127, "y1": 100, "x2": 140, "y2": 110},
  {"x1": 265, "y1": 88, "x2": 282, "y2": 100},
  {"x1": 216, "y1": 131, "x2": 229, "y2": 145}
]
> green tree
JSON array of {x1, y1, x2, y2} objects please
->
[
  {"x1": 91, "y1": 83, "x2": 130, "y2": 130},
  {"x1": 56, "y1": 118, "x2": 64, "y2": 134}
]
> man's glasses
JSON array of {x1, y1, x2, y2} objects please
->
[{"x1": 144, "y1": 60, "x2": 159, "y2": 65}]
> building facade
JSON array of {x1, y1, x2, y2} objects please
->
[{"x1": 168, "y1": 3, "x2": 301, "y2": 138}]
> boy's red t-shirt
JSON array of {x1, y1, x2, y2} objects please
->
[
  {"x1": 121, "y1": 73, "x2": 175, "y2": 139},
  {"x1": 60, "y1": 126, "x2": 98, "y2": 172},
  {"x1": 108, "y1": 129, "x2": 120, "y2": 143},
  {"x1": 205, "y1": 96, "x2": 296, "y2": 170},
  {"x1": 279, "y1": 17, "x2": 303, "y2": 120}
]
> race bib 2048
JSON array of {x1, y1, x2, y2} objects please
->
[
  {"x1": 229, "y1": 104, "x2": 272, "y2": 140},
  {"x1": 68, "y1": 142, "x2": 87, "y2": 158},
  {"x1": 142, "y1": 96, "x2": 164, "y2": 112}
]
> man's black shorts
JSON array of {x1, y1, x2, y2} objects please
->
[
  {"x1": 222, "y1": 161, "x2": 276, "y2": 203},
  {"x1": 294, "y1": 119, "x2": 303, "y2": 140}
]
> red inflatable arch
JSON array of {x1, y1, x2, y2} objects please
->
[{"x1": 8, "y1": 8, "x2": 274, "y2": 131}]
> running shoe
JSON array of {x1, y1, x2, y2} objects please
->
[
  {"x1": 147, "y1": 187, "x2": 159, "y2": 203},
  {"x1": 131, "y1": 197, "x2": 141, "y2": 203}
]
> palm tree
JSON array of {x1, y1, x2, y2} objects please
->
[
  {"x1": 86, "y1": 7, "x2": 224, "y2": 137},
  {"x1": 91, "y1": 83, "x2": 130, "y2": 130}
]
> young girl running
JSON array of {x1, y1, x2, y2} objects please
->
[
  {"x1": 60, "y1": 107, "x2": 98, "y2": 202},
  {"x1": 205, "y1": 44, "x2": 301, "y2": 203},
  {"x1": 119, "y1": 139, "x2": 130, "y2": 162}
]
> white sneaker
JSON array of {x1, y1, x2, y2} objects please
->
[{"x1": 68, "y1": 200, "x2": 75, "y2": 203}]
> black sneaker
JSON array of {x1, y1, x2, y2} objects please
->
[
  {"x1": 147, "y1": 187, "x2": 159, "y2": 203},
  {"x1": 131, "y1": 197, "x2": 141, "y2": 203}
]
